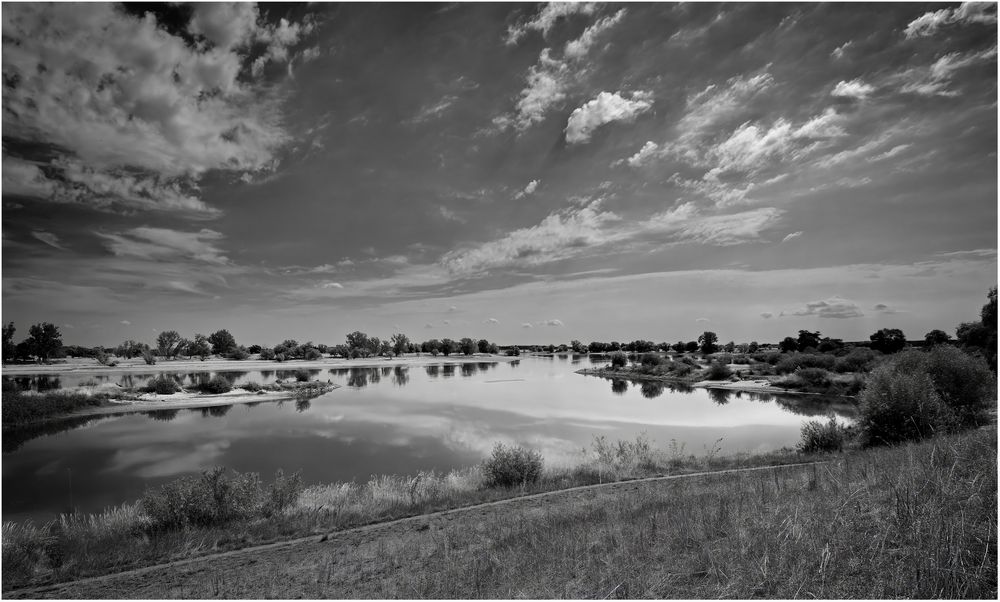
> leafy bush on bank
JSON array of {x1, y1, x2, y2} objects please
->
[
  {"x1": 798, "y1": 415, "x2": 849, "y2": 453},
  {"x1": 143, "y1": 375, "x2": 180, "y2": 395},
  {"x1": 191, "y1": 375, "x2": 233, "y2": 394},
  {"x1": 482, "y1": 443, "x2": 543, "y2": 488}
]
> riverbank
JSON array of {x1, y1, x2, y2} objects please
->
[
  {"x1": 4, "y1": 428, "x2": 995, "y2": 598},
  {"x1": 1, "y1": 354, "x2": 515, "y2": 377},
  {"x1": 576, "y1": 367, "x2": 857, "y2": 397}
]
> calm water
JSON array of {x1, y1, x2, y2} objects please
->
[{"x1": 2, "y1": 357, "x2": 856, "y2": 523}]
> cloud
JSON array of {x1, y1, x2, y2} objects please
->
[
  {"x1": 320, "y1": 282, "x2": 344, "y2": 289},
  {"x1": 447, "y1": 305, "x2": 458, "y2": 312},
  {"x1": 832, "y1": 79, "x2": 876, "y2": 100},
  {"x1": 872, "y1": 144, "x2": 912, "y2": 161},
  {"x1": 565, "y1": 91, "x2": 654, "y2": 144},
  {"x1": 514, "y1": 179, "x2": 540, "y2": 200},
  {"x1": 424, "y1": 322, "x2": 434, "y2": 329},
  {"x1": 96, "y1": 227, "x2": 230, "y2": 265},
  {"x1": 781, "y1": 231, "x2": 803, "y2": 243},
  {"x1": 898, "y1": 46, "x2": 998, "y2": 97},
  {"x1": 695, "y1": 317, "x2": 710, "y2": 323},
  {"x1": 2, "y1": 156, "x2": 57, "y2": 198},
  {"x1": 831, "y1": 41, "x2": 852, "y2": 59},
  {"x1": 905, "y1": 2, "x2": 997, "y2": 38},
  {"x1": 786, "y1": 297, "x2": 864, "y2": 319},
  {"x1": 120, "y1": 320, "x2": 131, "y2": 325},
  {"x1": 620, "y1": 141, "x2": 663, "y2": 168},
  {"x1": 539, "y1": 319, "x2": 564, "y2": 327},
  {"x1": 30, "y1": 231, "x2": 67, "y2": 250},
  {"x1": 873, "y1": 303, "x2": 903, "y2": 314},
  {"x1": 521, "y1": 322, "x2": 533, "y2": 329},
  {"x1": 505, "y1": 3, "x2": 597, "y2": 45},
  {"x1": 510, "y1": 49, "x2": 572, "y2": 130},
  {"x1": 411, "y1": 95, "x2": 459, "y2": 123},
  {"x1": 484, "y1": 318, "x2": 500, "y2": 324},
  {"x1": 564, "y1": 9, "x2": 627, "y2": 59},
  {"x1": 760, "y1": 312, "x2": 774, "y2": 319}
]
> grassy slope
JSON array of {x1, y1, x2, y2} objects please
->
[{"x1": 6, "y1": 429, "x2": 996, "y2": 599}]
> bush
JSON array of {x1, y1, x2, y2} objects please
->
[
  {"x1": 833, "y1": 347, "x2": 879, "y2": 373},
  {"x1": 228, "y1": 347, "x2": 249, "y2": 361},
  {"x1": 241, "y1": 381, "x2": 263, "y2": 392},
  {"x1": 858, "y1": 364, "x2": 954, "y2": 447},
  {"x1": 671, "y1": 362, "x2": 693, "y2": 377},
  {"x1": 704, "y1": 361, "x2": 732, "y2": 380},
  {"x1": 482, "y1": 443, "x2": 543, "y2": 488},
  {"x1": 752, "y1": 351, "x2": 782, "y2": 365},
  {"x1": 293, "y1": 369, "x2": 311, "y2": 383},
  {"x1": 798, "y1": 415, "x2": 849, "y2": 453},
  {"x1": 141, "y1": 349, "x2": 157, "y2": 365},
  {"x1": 144, "y1": 375, "x2": 180, "y2": 395},
  {"x1": 304, "y1": 348, "x2": 322, "y2": 361},
  {"x1": 796, "y1": 367, "x2": 832, "y2": 388},
  {"x1": 259, "y1": 348, "x2": 275, "y2": 361},
  {"x1": 609, "y1": 351, "x2": 627, "y2": 369},
  {"x1": 194, "y1": 375, "x2": 232, "y2": 394},
  {"x1": 922, "y1": 345, "x2": 996, "y2": 428},
  {"x1": 640, "y1": 353, "x2": 662, "y2": 368},
  {"x1": 775, "y1": 353, "x2": 836, "y2": 375},
  {"x1": 274, "y1": 353, "x2": 287, "y2": 363}
]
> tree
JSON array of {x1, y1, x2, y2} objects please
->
[
  {"x1": 477, "y1": 338, "x2": 491, "y2": 353},
  {"x1": 796, "y1": 330, "x2": 821, "y2": 352},
  {"x1": 459, "y1": 337, "x2": 477, "y2": 355},
  {"x1": 24, "y1": 322, "x2": 62, "y2": 362},
  {"x1": 156, "y1": 330, "x2": 183, "y2": 357},
  {"x1": 208, "y1": 329, "x2": 238, "y2": 355},
  {"x1": 924, "y1": 329, "x2": 952, "y2": 347},
  {"x1": 391, "y1": 333, "x2": 410, "y2": 357},
  {"x1": 345, "y1": 331, "x2": 370, "y2": 355},
  {"x1": 869, "y1": 328, "x2": 906, "y2": 354},
  {"x1": 187, "y1": 334, "x2": 211, "y2": 360},
  {"x1": 366, "y1": 336, "x2": 383, "y2": 357},
  {"x1": 570, "y1": 340, "x2": 587, "y2": 353},
  {"x1": 115, "y1": 339, "x2": 147, "y2": 359},
  {"x1": 3, "y1": 322, "x2": 15, "y2": 363},
  {"x1": 982, "y1": 286, "x2": 997, "y2": 332},
  {"x1": 610, "y1": 351, "x2": 627, "y2": 368},
  {"x1": 698, "y1": 331, "x2": 718, "y2": 354},
  {"x1": 779, "y1": 337, "x2": 798, "y2": 353},
  {"x1": 671, "y1": 341, "x2": 686, "y2": 353},
  {"x1": 440, "y1": 338, "x2": 456, "y2": 356},
  {"x1": 723, "y1": 341, "x2": 735, "y2": 353},
  {"x1": 747, "y1": 341, "x2": 759, "y2": 354},
  {"x1": 684, "y1": 341, "x2": 698, "y2": 353},
  {"x1": 818, "y1": 337, "x2": 844, "y2": 353}
]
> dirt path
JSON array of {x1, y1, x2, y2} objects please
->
[{"x1": 5, "y1": 462, "x2": 825, "y2": 599}]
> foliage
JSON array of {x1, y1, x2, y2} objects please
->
[
  {"x1": 698, "y1": 331, "x2": 718, "y2": 354},
  {"x1": 869, "y1": 328, "x2": 907, "y2": 354},
  {"x1": 193, "y1": 375, "x2": 233, "y2": 394},
  {"x1": 241, "y1": 381, "x2": 263, "y2": 392},
  {"x1": 156, "y1": 330, "x2": 183, "y2": 358},
  {"x1": 259, "y1": 347, "x2": 275, "y2": 361},
  {"x1": 25, "y1": 322, "x2": 63, "y2": 361},
  {"x1": 639, "y1": 353, "x2": 661, "y2": 368},
  {"x1": 798, "y1": 415, "x2": 849, "y2": 453},
  {"x1": 144, "y1": 375, "x2": 180, "y2": 395},
  {"x1": 390, "y1": 333, "x2": 410, "y2": 356},
  {"x1": 609, "y1": 351, "x2": 627, "y2": 369},
  {"x1": 459, "y1": 337, "x2": 477, "y2": 355},
  {"x1": 920, "y1": 345, "x2": 995, "y2": 428},
  {"x1": 924, "y1": 329, "x2": 952, "y2": 346},
  {"x1": 186, "y1": 334, "x2": 211, "y2": 360},
  {"x1": 833, "y1": 346, "x2": 879, "y2": 373},
  {"x1": 440, "y1": 338, "x2": 456, "y2": 356},
  {"x1": 775, "y1": 353, "x2": 836, "y2": 374},
  {"x1": 141, "y1": 349, "x2": 157, "y2": 365},
  {"x1": 858, "y1": 361, "x2": 954, "y2": 447},
  {"x1": 208, "y1": 329, "x2": 238, "y2": 355},
  {"x1": 114, "y1": 339, "x2": 147, "y2": 359},
  {"x1": 1, "y1": 383, "x2": 106, "y2": 423},
  {"x1": 779, "y1": 336, "x2": 798, "y2": 353},
  {"x1": 704, "y1": 361, "x2": 732, "y2": 380},
  {"x1": 293, "y1": 369, "x2": 311, "y2": 382},
  {"x1": 795, "y1": 367, "x2": 832, "y2": 388},
  {"x1": 2, "y1": 321, "x2": 15, "y2": 363},
  {"x1": 228, "y1": 346, "x2": 250, "y2": 360},
  {"x1": 303, "y1": 348, "x2": 322, "y2": 360},
  {"x1": 481, "y1": 443, "x2": 543, "y2": 488},
  {"x1": 796, "y1": 330, "x2": 821, "y2": 351},
  {"x1": 93, "y1": 348, "x2": 117, "y2": 367}
]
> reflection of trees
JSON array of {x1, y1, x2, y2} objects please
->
[
  {"x1": 611, "y1": 379, "x2": 628, "y2": 395},
  {"x1": 476, "y1": 362, "x2": 496, "y2": 372},
  {"x1": 3, "y1": 415, "x2": 106, "y2": 452},
  {"x1": 260, "y1": 370, "x2": 275, "y2": 379},
  {"x1": 425, "y1": 365, "x2": 440, "y2": 378},
  {"x1": 295, "y1": 398, "x2": 311, "y2": 412},
  {"x1": 370, "y1": 368, "x2": 382, "y2": 384},
  {"x1": 147, "y1": 409, "x2": 179, "y2": 422},
  {"x1": 461, "y1": 363, "x2": 476, "y2": 377},
  {"x1": 640, "y1": 381, "x2": 664, "y2": 399},
  {"x1": 381, "y1": 367, "x2": 393, "y2": 377},
  {"x1": 707, "y1": 388, "x2": 733, "y2": 405},
  {"x1": 510, "y1": 360, "x2": 520, "y2": 368},
  {"x1": 774, "y1": 394, "x2": 858, "y2": 419},
  {"x1": 669, "y1": 382, "x2": 695, "y2": 394},
  {"x1": 392, "y1": 366, "x2": 409, "y2": 387},
  {"x1": 441, "y1": 364, "x2": 456, "y2": 378},
  {"x1": 347, "y1": 368, "x2": 369, "y2": 388},
  {"x1": 202, "y1": 404, "x2": 232, "y2": 417}
]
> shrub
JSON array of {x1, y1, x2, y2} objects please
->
[
  {"x1": 704, "y1": 361, "x2": 732, "y2": 380},
  {"x1": 796, "y1": 367, "x2": 832, "y2": 388},
  {"x1": 261, "y1": 470, "x2": 303, "y2": 518},
  {"x1": 141, "y1": 468, "x2": 268, "y2": 529},
  {"x1": 857, "y1": 364, "x2": 954, "y2": 447},
  {"x1": 259, "y1": 348, "x2": 275, "y2": 361},
  {"x1": 293, "y1": 369, "x2": 311, "y2": 383},
  {"x1": 274, "y1": 353, "x2": 287, "y2": 363},
  {"x1": 671, "y1": 362, "x2": 693, "y2": 377},
  {"x1": 775, "y1": 353, "x2": 836, "y2": 374},
  {"x1": 639, "y1": 353, "x2": 661, "y2": 368},
  {"x1": 798, "y1": 415, "x2": 849, "y2": 453},
  {"x1": 228, "y1": 347, "x2": 249, "y2": 361},
  {"x1": 609, "y1": 351, "x2": 627, "y2": 369},
  {"x1": 194, "y1": 375, "x2": 232, "y2": 394},
  {"x1": 833, "y1": 347, "x2": 879, "y2": 373},
  {"x1": 922, "y1": 345, "x2": 996, "y2": 428},
  {"x1": 304, "y1": 348, "x2": 322, "y2": 361},
  {"x1": 144, "y1": 375, "x2": 180, "y2": 395},
  {"x1": 482, "y1": 443, "x2": 543, "y2": 488},
  {"x1": 241, "y1": 381, "x2": 263, "y2": 392},
  {"x1": 141, "y1": 349, "x2": 157, "y2": 365},
  {"x1": 679, "y1": 356, "x2": 699, "y2": 367},
  {"x1": 752, "y1": 351, "x2": 782, "y2": 365}
]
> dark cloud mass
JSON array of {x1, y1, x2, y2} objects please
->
[{"x1": 2, "y1": 2, "x2": 996, "y2": 345}]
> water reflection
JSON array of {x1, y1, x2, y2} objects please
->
[
  {"x1": 146, "y1": 409, "x2": 180, "y2": 422},
  {"x1": 611, "y1": 379, "x2": 628, "y2": 395},
  {"x1": 425, "y1": 365, "x2": 439, "y2": 379},
  {"x1": 640, "y1": 381, "x2": 664, "y2": 399},
  {"x1": 441, "y1": 364, "x2": 455, "y2": 378},
  {"x1": 392, "y1": 366, "x2": 409, "y2": 387},
  {"x1": 8, "y1": 375, "x2": 63, "y2": 392},
  {"x1": 707, "y1": 388, "x2": 732, "y2": 405},
  {"x1": 200, "y1": 405, "x2": 232, "y2": 418},
  {"x1": 295, "y1": 398, "x2": 311, "y2": 413}
]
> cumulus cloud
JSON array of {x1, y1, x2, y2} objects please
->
[
  {"x1": 505, "y1": 3, "x2": 597, "y2": 45},
  {"x1": 831, "y1": 41, "x2": 852, "y2": 59},
  {"x1": 96, "y1": 227, "x2": 230, "y2": 265},
  {"x1": 1, "y1": 3, "x2": 306, "y2": 216},
  {"x1": 514, "y1": 180, "x2": 540, "y2": 200},
  {"x1": 539, "y1": 319, "x2": 564, "y2": 327},
  {"x1": 120, "y1": 320, "x2": 131, "y2": 325},
  {"x1": 786, "y1": 297, "x2": 864, "y2": 319},
  {"x1": 905, "y1": 2, "x2": 997, "y2": 38},
  {"x1": 781, "y1": 231, "x2": 803, "y2": 243},
  {"x1": 760, "y1": 312, "x2": 774, "y2": 319},
  {"x1": 695, "y1": 317, "x2": 710, "y2": 323},
  {"x1": 30, "y1": 231, "x2": 67, "y2": 250},
  {"x1": 620, "y1": 141, "x2": 663, "y2": 168},
  {"x1": 564, "y1": 9, "x2": 626, "y2": 59},
  {"x1": 565, "y1": 91, "x2": 654, "y2": 144},
  {"x1": 832, "y1": 79, "x2": 876, "y2": 100},
  {"x1": 484, "y1": 318, "x2": 500, "y2": 324}
]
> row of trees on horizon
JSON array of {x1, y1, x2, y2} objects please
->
[{"x1": 3, "y1": 288, "x2": 995, "y2": 369}]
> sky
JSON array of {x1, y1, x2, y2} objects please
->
[{"x1": 1, "y1": 2, "x2": 997, "y2": 347}]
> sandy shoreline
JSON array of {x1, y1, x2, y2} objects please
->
[{"x1": 1, "y1": 354, "x2": 517, "y2": 377}]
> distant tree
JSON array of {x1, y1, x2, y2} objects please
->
[
  {"x1": 477, "y1": 338, "x2": 491, "y2": 353},
  {"x1": 610, "y1": 351, "x2": 627, "y2": 369},
  {"x1": 275, "y1": 339, "x2": 301, "y2": 358},
  {"x1": 440, "y1": 338, "x2": 456, "y2": 356},
  {"x1": 924, "y1": 329, "x2": 952, "y2": 347},
  {"x1": 175, "y1": 338, "x2": 192, "y2": 358},
  {"x1": 458, "y1": 337, "x2": 476, "y2": 355},
  {"x1": 115, "y1": 339, "x2": 147, "y2": 359},
  {"x1": 141, "y1": 348, "x2": 157, "y2": 365},
  {"x1": 26, "y1": 322, "x2": 63, "y2": 362},
  {"x1": 671, "y1": 341, "x2": 686, "y2": 353},
  {"x1": 247, "y1": 344, "x2": 263, "y2": 354},
  {"x1": 345, "y1": 331, "x2": 369, "y2": 355},
  {"x1": 570, "y1": 340, "x2": 587, "y2": 353},
  {"x1": 796, "y1": 330, "x2": 821, "y2": 352},
  {"x1": 208, "y1": 329, "x2": 238, "y2": 355},
  {"x1": 723, "y1": 341, "x2": 735, "y2": 353},
  {"x1": 156, "y1": 330, "x2": 183, "y2": 357},
  {"x1": 684, "y1": 341, "x2": 698, "y2": 353},
  {"x1": 187, "y1": 334, "x2": 211, "y2": 360},
  {"x1": 609, "y1": 341, "x2": 622, "y2": 351},
  {"x1": 779, "y1": 337, "x2": 798, "y2": 353},
  {"x1": 698, "y1": 331, "x2": 718, "y2": 355},
  {"x1": 366, "y1": 336, "x2": 383, "y2": 357},
  {"x1": 983, "y1": 286, "x2": 997, "y2": 332},
  {"x1": 259, "y1": 347, "x2": 276, "y2": 361},
  {"x1": 3, "y1": 322, "x2": 16, "y2": 363},
  {"x1": 869, "y1": 328, "x2": 907, "y2": 354},
  {"x1": 818, "y1": 337, "x2": 844, "y2": 353},
  {"x1": 391, "y1": 333, "x2": 410, "y2": 357},
  {"x1": 747, "y1": 341, "x2": 759, "y2": 353}
]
